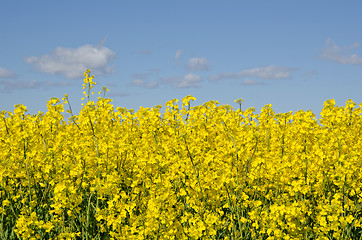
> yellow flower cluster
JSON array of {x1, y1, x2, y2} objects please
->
[{"x1": 1, "y1": 70, "x2": 361, "y2": 239}]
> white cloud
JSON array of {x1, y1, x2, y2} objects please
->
[
  {"x1": 185, "y1": 57, "x2": 210, "y2": 71},
  {"x1": 131, "y1": 79, "x2": 159, "y2": 89},
  {"x1": 208, "y1": 72, "x2": 236, "y2": 81},
  {"x1": 130, "y1": 72, "x2": 159, "y2": 89},
  {"x1": 131, "y1": 79, "x2": 144, "y2": 86},
  {"x1": 175, "y1": 50, "x2": 183, "y2": 60},
  {"x1": 319, "y1": 38, "x2": 362, "y2": 64},
  {"x1": 208, "y1": 65, "x2": 294, "y2": 81},
  {"x1": 0, "y1": 67, "x2": 16, "y2": 78},
  {"x1": 0, "y1": 79, "x2": 70, "y2": 92},
  {"x1": 161, "y1": 73, "x2": 202, "y2": 88},
  {"x1": 238, "y1": 65, "x2": 293, "y2": 79},
  {"x1": 131, "y1": 71, "x2": 202, "y2": 89},
  {"x1": 24, "y1": 44, "x2": 116, "y2": 79}
]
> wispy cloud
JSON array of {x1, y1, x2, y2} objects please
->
[
  {"x1": 149, "y1": 68, "x2": 160, "y2": 73},
  {"x1": 175, "y1": 50, "x2": 183, "y2": 60},
  {"x1": 208, "y1": 65, "x2": 294, "y2": 81},
  {"x1": 24, "y1": 44, "x2": 116, "y2": 79},
  {"x1": 132, "y1": 73, "x2": 148, "y2": 80},
  {"x1": 319, "y1": 38, "x2": 362, "y2": 64},
  {"x1": 0, "y1": 67, "x2": 16, "y2": 78},
  {"x1": 131, "y1": 79, "x2": 159, "y2": 89},
  {"x1": 161, "y1": 73, "x2": 202, "y2": 88},
  {"x1": 140, "y1": 49, "x2": 152, "y2": 55},
  {"x1": 130, "y1": 72, "x2": 159, "y2": 89},
  {"x1": 185, "y1": 57, "x2": 210, "y2": 71},
  {"x1": 0, "y1": 79, "x2": 70, "y2": 93},
  {"x1": 208, "y1": 72, "x2": 236, "y2": 81},
  {"x1": 303, "y1": 69, "x2": 318, "y2": 77},
  {"x1": 239, "y1": 65, "x2": 293, "y2": 79},
  {"x1": 109, "y1": 92, "x2": 129, "y2": 97},
  {"x1": 241, "y1": 79, "x2": 264, "y2": 86}
]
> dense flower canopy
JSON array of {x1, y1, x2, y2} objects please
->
[{"x1": 1, "y1": 70, "x2": 361, "y2": 239}]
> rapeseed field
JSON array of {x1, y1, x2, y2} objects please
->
[{"x1": 1, "y1": 70, "x2": 361, "y2": 239}]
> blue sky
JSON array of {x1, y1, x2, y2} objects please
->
[{"x1": 1, "y1": 1, "x2": 362, "y2": 120}]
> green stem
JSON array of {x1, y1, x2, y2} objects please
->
[
  {"x1": 222, "y1": 121, "x2": 240, "y2": 187},
  {"x1": 183, "y1": 135, "x2": 207, "y2": 218},
  {"x1": 88, "y1": 115, "x2": 99, "y2": 158},
  {"x1": 66, "y1": 96, "x2": 81, "y2": 131},
  {"x1": 2, "y1": 116, "x2": 9, "y2": 136}
]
